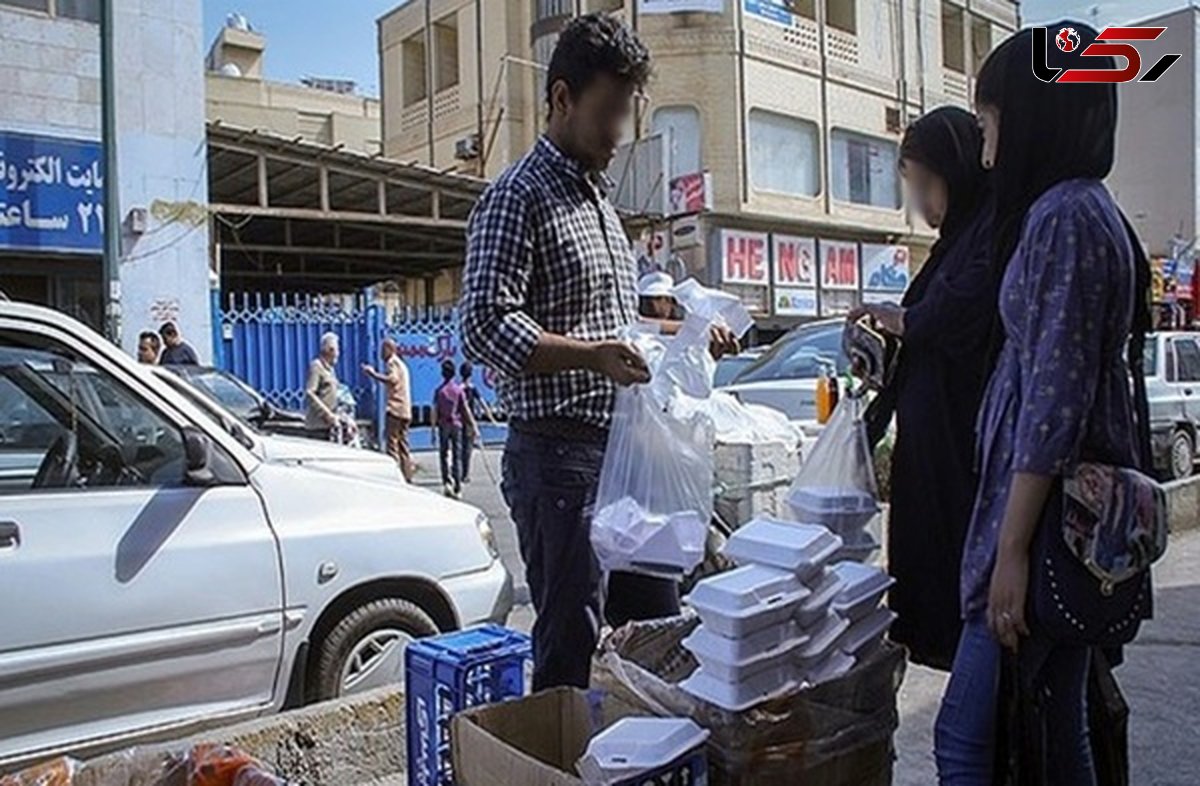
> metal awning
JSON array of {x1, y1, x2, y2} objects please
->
[{"x1": 207, "y1": 122, "x2": 487, "y2": 292}]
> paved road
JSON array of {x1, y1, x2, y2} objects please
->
[{"x1": 416, "y1": 446, "x2": 1200, "y2": 785}]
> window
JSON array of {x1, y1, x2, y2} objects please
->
[
  {"x1": 831, "y1": 129, "x2": 900, "y2": 208},
  {"x1": 942, "y1": 1, "x2": 965, "y2": 73},
  {"x1": 55, "y1": 0, "x2": 99, "y2": 22},
  {"x1": 1175, "y1": 339, "x2": 1200, "y2": 383},
  {"x1": 0, "y1": 0, "x2": 50, "y2": 12},
  {"x1": 535, "y1": 0, "x2": 575, "y2": 22},
  {"x1": 0, "y1": 331, "x2": 186, "y2": 494},
  {"x1": 749, "y1": 109, "x2": 820, "y2": 198},
  {"x1": 434, "y1": 14, "x2": 459, "y2": 92},
  {"x1": 1143, "y1": 336, "x2": 1158, "y2": 378},
  {"x1": 971, "y1": 14, "x2": 992, "y2": 74},
  {"x1": 826, "y1": 0, "x2": 856, "y2": 34},
  {"x1": 652, "y1": 106, "x2": 702, "y2": 180},
  {"x1": 402, "y1": 32, "x2": 427, "y2": 107},
  {"x1": 793, "y1": 0, "x2": 817, "y2": 20},
  {"x1": 736, "y1": 323, "x2": 850, "y2": 384}
]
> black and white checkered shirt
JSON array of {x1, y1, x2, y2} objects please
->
[{"x1": 461, "y1": 135, "x2": 638, "y2": 429}]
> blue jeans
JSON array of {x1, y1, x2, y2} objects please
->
[
  {"x1": 935, "y1": 617, "x2": 1095, "y2": 786},
  {"x1": 501, "y1": 426, "x2": 680, "y2": 690},
  {"x1": 460, "y1": 428, "x2": 474, "y2": 481},
  {"x1": 438, "y1": 424, "x2": 462, "y2": 492}
]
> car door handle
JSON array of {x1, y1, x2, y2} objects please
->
[{"x1": 0, "y1": 521, "x2": 20, "y2": 550}]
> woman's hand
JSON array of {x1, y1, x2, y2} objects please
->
[
  {"x1": 988, "y1": 545, "x2": 1032, "y2": 651},
  {"x1": 848, "y1": 303, "x2": 906, "y2": 337}
]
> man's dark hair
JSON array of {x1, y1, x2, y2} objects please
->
[
  {"x1": 460, "y1": 360, "x2": 473, "y2": 380},
  {"x1": 139, "y1": 331, "x2": 160, "y2": 347},
  {"x1": 159, "y1": 322, "x2": 178, "y2": 338},
  {"x1": 441, "y1": 359, "x2": 456, "y2": 381},
  {"x1": 545, "y1": 13, "x2": 650, "y2": 110}
]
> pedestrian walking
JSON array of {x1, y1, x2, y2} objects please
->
[
  {"x1": 136, "y1": 331, "x2": 161, "y2": 365},
  {"x1": 158, "y1": 322, "x2": 199, "y2": 365},
  {"x1": 304, "y1": 332, "x2": 340, "y2": 440},
  {"x1": 848, "y1": 106, "x2": 997, "y2": 671},
  {"x1": 431, "y1": 359, "x2": 474, "y2": 498},
  {"x1": 459, "y1": 361, "x2": 482, "y2": 483},
  {"x1": 461, "y1": 13, "x2": 734, "y2": 691},
  {"x1": 363, "y1": 338, "x2": 414, "y2": 482},
  {"x1": 934, "y1": 24, "x2": 1153, "y2": 785}
]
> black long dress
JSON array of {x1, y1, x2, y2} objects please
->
[{"x1": 866, "y1": 108, "x2": 997, "y2": 671}]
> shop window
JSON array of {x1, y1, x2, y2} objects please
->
[
  {"x1": 535, "y1": 0, "x2": 574, "y2": 22},
  {"x1": 831, "y1": 129, "x2": 900, "y2": 209},
  {"x1": 652, "y1": 106, "x2": 702, "y2": 180},
  {"x1": 0, "y1": 0, "x2": 49, "y2": 12},
  {"x1": 402, "y1": 32, "x2": 428, "y2": 108},
  {"x1": 942, "y1": 1, "x2": 966, "y2": 73},
  {"x1": 56, "y1": 0, "x2": 98, "y2": 22},
  {"x1": 971, "y1": 14, "x2": 992, "y2": 73},
  {"x1": 826, "y1": 0, "x2": 856, "y2": 34},
  {"x1": 434, "y1": 14, "x2": 460, "y2": 92},
  {"x1": 749, "y1": 109, "x2": 820, "y2": 198}
]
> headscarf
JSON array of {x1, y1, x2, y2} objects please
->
[{"x1": 976, "y1": 21, "x2": 1154, "y2": 470}]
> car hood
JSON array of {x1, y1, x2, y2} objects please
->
[
  {"x1": 258, "y1": 434, "x2": 402, "y2": 485},
  {"x1": 720, "y1": 379, "x2": 819, "y2": 420}
]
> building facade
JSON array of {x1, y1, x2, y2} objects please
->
[
  {"x1": 0, "y1": 0, "x2": 213, "y2": 359},
  {"x1": 206, "y1": 18, "x2": 383, "y2": 156},
  {"x1": 379, "y1": 0, "x2": 1017, "y2": 322}
]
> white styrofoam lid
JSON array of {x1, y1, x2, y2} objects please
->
[
  {"x1": 680, "y1": 664, "x2": 797, "y2": 712},
  {"x1": 800, "y1": 650, "x2": 856, "y2": 687},
  {"x1": 577, "y1": 717, "x2": 709, "y2": 785},
  {"x1": 685, "y1": 564, "x2": 811, "y2": 619},
  {"x1": 721, "y1": 517, "x2": 843, "y2": 574},
  {"x1": 788, "y1": 486, "x2": 879, "y2": 514},
  {"x1": 838, "y1": 607, "x2": 897, "y2": 655},
  {"x1": 683, "y1": 620, "x2": 810, "y2": 667},
  {"x1": 795, "y1": 612, "x2": 851, "y2": 660},
  {"x1": 830, "y1": 561, "x2": 895, "y2": 610},
  {"x1": 798, "y1": 569, "x2": 848, "y2": 616}
]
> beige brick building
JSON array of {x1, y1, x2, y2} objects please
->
[{"x1": 379, "y1": 0, "x2": 1017, "y2": 323}]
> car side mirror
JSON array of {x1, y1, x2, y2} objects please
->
[
  {"x1": 182, "y1": 426, "x2": 215, "y2": 486},
  {"x1": 256, "y1": 400, "x2": 277, "y2": 424}
]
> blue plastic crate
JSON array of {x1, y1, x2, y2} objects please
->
[{"x1": 405, "y1": 625, "x2": 531, "y2": 786}]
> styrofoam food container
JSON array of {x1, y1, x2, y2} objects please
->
[
  {"x1": 683, "y1": 620, "x2": 810, "y2": 682},
  {"x1": 796, "y1": 568, "x2": 847, "y2": 627},
  {"x1": 577, "y1": 717, "x2": 709, "y2": 786},
  {"x1": 834, "y1": 538, "x2": 881, "y2": 565},
  {"x1": 799, "y1": 650, "x2": 857, "y2": 687},
  {"x1": 680, "y1": 662, "x2": 798, "y2": 712},
  {"x1": 830, "y1": 561, "x2": 896, "y2": 622},
  {"x1": 787, "y1": 486, "x2": 880, "y2": 534},
  {"x1": 721, "y1": 516, "x2": 842, "y2": 580},
  {"x1": 838, "y1": 607, "x2": 897, "y2": 657},
  {"x1": 685, "y1": 564, "x2": 811, "y2": 638},
  {"x1": 795, "y1": 611, "x2": 851, "y2": 663}
]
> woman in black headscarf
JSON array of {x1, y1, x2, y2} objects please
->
[
  {"x1": 934, "y1": 23, "x2": 1153, "y2": 785},
  {"x1": 849, "y1": 106, "x2": 996, "y2": 671}
]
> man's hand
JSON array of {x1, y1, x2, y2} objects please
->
[
  {"x1": 848, "y1": 302, "x2": 906, "y2": 337},
  {"x1": 360, "y1": 363, "x2": 374, "y2": 378},
  {"x1": 588, "y1": 341, "x2": 651, "y2": 386},
  {"x1": 709, "y1": 325, "x2": 740, "y2": 360}
]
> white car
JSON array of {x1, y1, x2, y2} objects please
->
[
  {"x1": 1144, "y1": 331, "x2": 1200, "y2": 480},
  {"x1": 0, "y1": 301, "x2": 512, "y2": 770}
]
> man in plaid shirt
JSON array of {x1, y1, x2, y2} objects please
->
[{"x1": 462, "y1": 14, "x2": 734, "y2": 690}]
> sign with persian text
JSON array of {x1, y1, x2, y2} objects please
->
[{"x1": 0, "y1": 131, "x2": 104, "y2": 254}]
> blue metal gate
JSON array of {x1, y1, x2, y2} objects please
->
[{"x1": 211, "y1": 291, "x2": 502, "y2": 449}]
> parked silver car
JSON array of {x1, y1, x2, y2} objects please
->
[{"x1": 1145, "y1": 331, "x2": 1200, "y2": 480}]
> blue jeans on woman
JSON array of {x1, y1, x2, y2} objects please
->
[{"x1": 935, "y1": 616, "x2": 1095, "y2": 786}]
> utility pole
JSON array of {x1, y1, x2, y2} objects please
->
[{"x1": 100, "y1": 0, "x2": 122, "y2": 344}]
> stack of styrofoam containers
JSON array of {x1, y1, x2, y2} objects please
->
[
  {"x1": 680, "y1": 516, "x2": 858, "y2": 711},
  {"x1": 829, "y1": 560, "x2": 898, "y2": 663},
  {"x1": 713, "y1": 441, "x2": 798, "y2": 528},
  {"x1": 787, "y1": 486, "x2": 882, "y2": 563}
]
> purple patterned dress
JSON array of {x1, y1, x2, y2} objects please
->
[{"x1": 961, "y1": 178, "x2": 1142, "y2": 617}]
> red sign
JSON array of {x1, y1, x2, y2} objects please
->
[
  {"x1": 820, "y1": 240, "x2": 859, "y2": 291},
  {"x1": 772, "y1": 235, "x2": 817, "y2": 287},
  {"x1": 721, "y1": 230, "x2": 769, "y2": 286},
  {"x1": 670, "y1": 172, "x2": 711, "y2": 215},
  {"x1": 1034, "y1": 26, "x2": 1180, "y2": 84}
]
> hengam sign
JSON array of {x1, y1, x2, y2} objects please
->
[{"x1": 0, "y1": 131, "x2": 104, "y2": 253}]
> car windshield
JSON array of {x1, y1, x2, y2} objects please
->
[
  {"x1": 714, "y1": 355, "x2": 757, "y2": 387},
  {"x1": 735, "y1": 323, "x2": 849, "y2": 384},
  {"x1": 156, "y1": 371, "x2": 259, "y2": 448},
  {"x1": 179, "y1": 369, "x2": 262, "y2": 420}
]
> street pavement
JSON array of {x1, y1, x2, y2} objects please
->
[{"x1": 414, "y1": 446, "x2": 1200, "y2": 785}]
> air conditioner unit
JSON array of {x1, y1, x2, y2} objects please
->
[{"x1": 455, "y1": 134, "x2": 481, "y2": 161}]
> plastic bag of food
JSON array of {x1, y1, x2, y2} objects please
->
[{"x1": 0, "y1": 758, "x2": 79, "y2": 786}]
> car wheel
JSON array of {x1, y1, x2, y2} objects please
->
[
  {"x1": 310, "y1": 598, "x2": 439, "y2": 702},
  {"x1": 1169, "y1": 430, "x2": 1195, "y2": 481}
]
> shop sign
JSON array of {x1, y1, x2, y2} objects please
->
[
  {"x1": 0, "y1": 131, "x2": 104, "y2": 253},
  {"x1": 820, "y1": 239, "x2": 860, "y2": 291},
  {"x1": 720, "y1": 229, "x2": 769, "y2": 286},
  {"x1": 775, "y1": 287, "x2": 818, "y2": 317},
  {"x1": 861, "y1": 243, "x2": 911, "y2": 292},
  {"x1": 772, "y1": 234, "x2": 817, "y2": 287},
  {"x1": 639, "y1": 0, "x2": 725, "y2": 14},
  {"x1": 669, "y1": 172, "x2": 712, "y2": 215},
  {"x1": 743, "y1": 0, "x2": 796, "y2": 26}
]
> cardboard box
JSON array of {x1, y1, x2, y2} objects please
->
[{"x1": 451, "y1": 688, "x2": 638, "y2": 786}]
